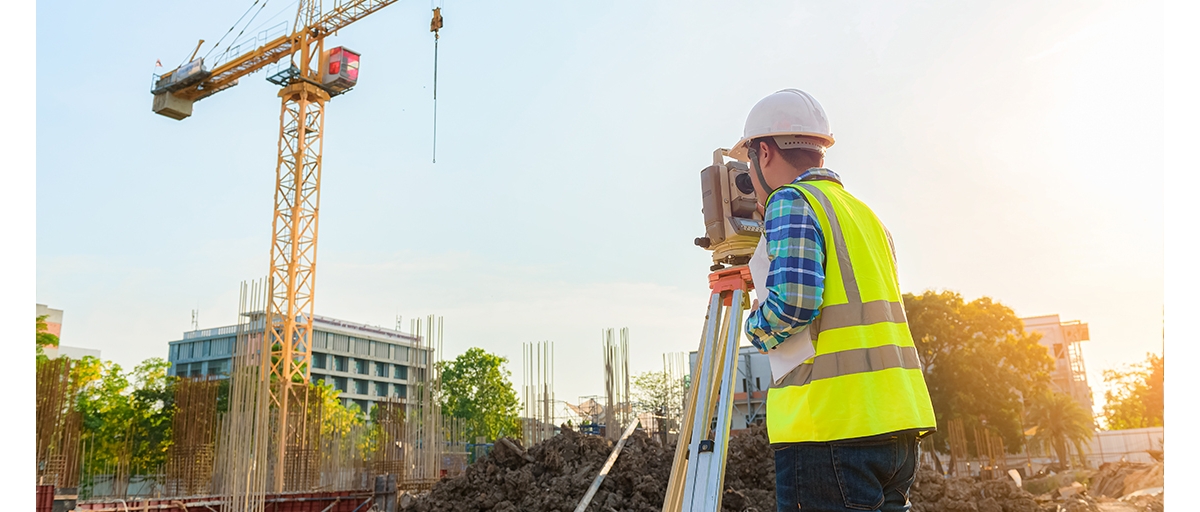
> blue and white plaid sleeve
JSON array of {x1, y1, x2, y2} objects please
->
[{"x1": 744, "y1": 186, "x2": 826, "y2": 352}]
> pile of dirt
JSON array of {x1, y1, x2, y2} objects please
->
[
  {"x1": 909, "y1": 469, "x2": 1043, "y2": 512},
  {"x1": 718, "y1": 426, "x2": 775, "y2": 512},
  {"x1": 406, "y1": 426, "x2": 1124, "y2": 512},
  {"x1": 401, "y1": 426, "x2": 674, "y2": 512},
  {"x1": 1088, "y1": 462, "x2": 1164, "y2": 499}
]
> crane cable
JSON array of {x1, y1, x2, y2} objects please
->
[
  {"x1": 199, "y1": 0, "x2": 263, "y2": 65},
  {"x1": 203, "y1": 0, "x2": 276, "y2": 67},
  {"x1": 430, "y1": 5, "x2": 444, "y2": 164}
]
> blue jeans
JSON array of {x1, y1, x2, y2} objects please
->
[{"x1": 773, "y1": 432, "x2": 920, "y2": 512}]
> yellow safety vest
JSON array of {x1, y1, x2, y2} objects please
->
[{"x1": 764, "y1": 179, "x2": 936, "y2": 444}]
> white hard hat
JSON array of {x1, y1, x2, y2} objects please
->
[{"x1": 728, "y1": 89, "x2": 835, "y2": 162}]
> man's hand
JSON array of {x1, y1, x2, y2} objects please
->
[{"x1": 751, "y1": 298, "x2": 761, "y2": 312}]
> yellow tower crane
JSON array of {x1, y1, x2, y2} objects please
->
[{"x1": 150, "y1": 0, "x2": 440, "y2": 492}]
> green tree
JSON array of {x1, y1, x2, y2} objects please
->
[
  {"x1": 904, "y1": 290, "x2": 1054, "y2": 454},
  {"x1": 1028, "y1": 391, "x2": 1094, "y2": 469},
  {"x1": 1101, "y1": 353, "x2": 1163, "y2": 430},
  {"x1": 77, "y1": 357, "x2": 178, "y2": 477},
  {"x1": 632, "y1": 371, "x2": 684, "y2": 420},
  {"x1": 127, "y1": 358, "x2": 175, "y2": 471},
  {"x1": 436, "y1": 348, "x2": 520, "y2": 442},
  {"x1": 312, "y1": 380, "x2": 365, "y2": 437}
]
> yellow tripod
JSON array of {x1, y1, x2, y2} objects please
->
[{"x1": 662, "y1": 265, "x2": 754, "y2": 512}]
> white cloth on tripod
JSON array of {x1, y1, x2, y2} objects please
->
[{"x1": 749, "y1": 236, "x2": 816, "y2": 385}]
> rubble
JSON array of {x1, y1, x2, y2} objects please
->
[
  {"x1": 1088, "y1": 462, "x2": 1164, "y2": 499},
  {"x1": 909, "y1": 469, "x2": 1042, "y2": 512},
  {"x1": 400, "y1": 427, "x2": 1164, "y2": 512},
  {"x1": 401, "y1": 425, "x2": 674, "y2": 512}
]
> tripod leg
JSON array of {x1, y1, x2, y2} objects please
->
[
  {"x1": 681, "y1": 291, "x2": 726, "y2": 511},
  {"x1": 701, "y1": 289, "x2": 746, "y2": 511},
  {"x1": 663, "y1": 291, "x2": 723, "y2": 512}
]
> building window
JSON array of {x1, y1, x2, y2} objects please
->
[
  {"x1": 334, "y1": 376, "x2": 347, "y2": 392},
  {"x1": 313, "y1": 331, "x2": 328, "y2": 350},
  {"x1": 312, "y1": 374, "x2": 325, "y2": 385},
  {"x1": 355, "y1": 399, "x2": 369, "y2": 412},
  {"x1": 355, "y1": 359, "x2": 368, "y2": 375},
  {"x1": 375, "y1": 362, "x2": 387, "y2": 377},
  {"x1": 313, "y1": 353, "x2": 327, "y2": 369},
  {"x1": 201, "y1": 340, "x2": 211, "y2": 357},
  {"x1": 393, "y1": 365, "x2": 408, "y2": 380},
  {"x1": 375, "y1": 382, "x2": 388, "y2": 397},
  {"x1": 335, "y1": 355, "x2": 348, "y2": 372},
  {"x1": 171, "y1": 344, "x2": 179, "y2": 360},
  {"x1": 355, "y1": 338, "x2": 370, "y2": 355},
  {"x1": 392, "y1": 346, "x2": 408, "y2": 362},
  {"x1": 190, "y1": 367, "x2": 202, "y2": 378},
  {"x1": 393, "y1": 384, "x2": 407, "y2": 398},
  {"x1": 175, "y1": 363, "x2": 189, "y2": 376},
  {"x1": 207, "y1": 360, "x2": 225, "y2": 376},
  {"x1": 355, "y1": 379, "x2": 368, "y2": 395},
  {"x1": 330, "y1": 333, "x2": 350, "y2": 353}
]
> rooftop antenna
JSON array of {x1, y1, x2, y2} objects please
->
[{"x1": 191, "y1": 308, "x2": 199, "y2": 331}]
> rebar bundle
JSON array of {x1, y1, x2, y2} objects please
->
[
  {"x1": 371, "y1": 399, "x2": 406, "y2": 477},
  {"x1": 165, "y1": 376, "x2": 221, "y2": 496},
  {"x1": 973, "y1": 426, "x2": 1007, "y2": 477},
  {"x1": 278, "y1": 385, "x2": 323, "y2": 491},
  {"x1": 659, "y1": 351, "x2": 689, "y2": 444},
  {"x1": 317, "y1": 423, "x2": 370, "y2": 491},
  {"x1": 947, "y1": 418, "x2": 969, "y2": 476},
  {"x1": 401, "y1": 315, "x2": 444, "y2": 490},
  {"x1": 602, "y1": 328, "x2": 631, "y2": 441},
  {"x1": 522, "y1": 341, "x2": 555, "y2": 447},
  {"x1": 35, "y1": 357, "x2": 82, "y2": 488},
  {"x1": 215, "y1": 279, "x2": 271, "y2": 512}
]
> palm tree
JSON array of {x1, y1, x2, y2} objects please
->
[{"x1": 1027, "y1": 391, "x2": 1094, "y2": 469}]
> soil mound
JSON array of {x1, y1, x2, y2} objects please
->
[
  {"x1": 402, "y1": 426, "x2": 674, "y2": 512},
  {"x1": 910, "y1": 469, "x2": 1042, "y2": 512},
  {"x1": 401, "y1": 425, "x2": 1092, "y2": 512}
]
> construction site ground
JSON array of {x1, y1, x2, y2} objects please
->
[{"x1": 400, "y1": 426, "x2": 1164, "y2": 512}]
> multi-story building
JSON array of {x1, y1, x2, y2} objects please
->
[
  {"x1": 167, "y1": 314, "x2": 431, "y2": 413},
  {"x1": 1021, "y1": 314, "x2": 1093, "y2": 413}
]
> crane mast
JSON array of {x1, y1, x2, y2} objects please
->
[{"x1": 266, "y1": 1, "x2": 325, "y2": 492}]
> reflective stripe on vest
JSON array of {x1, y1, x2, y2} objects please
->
[{"x1": 765, "y1": 180, "x2": 936, "y2": 444}]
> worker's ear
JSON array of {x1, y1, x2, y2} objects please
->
[{"x1": 756, "y1": 141, "x2": 775, "y2": 168}]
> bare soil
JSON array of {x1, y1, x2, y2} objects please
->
[{"x1": 402, "y1": 426, "x2": 1159, "y2": 512}]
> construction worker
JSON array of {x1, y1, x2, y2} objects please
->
[{"x1": 731, "y1": 89, "x2": 937, "y2": 512}]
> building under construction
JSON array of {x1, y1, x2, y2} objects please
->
[{"x1": 1021, "y1": 314, "x2": 1094, "y2": 414}]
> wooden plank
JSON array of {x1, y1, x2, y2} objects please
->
[{"x1": 573, "y1": 420, "x2": 641, "y2": 512}]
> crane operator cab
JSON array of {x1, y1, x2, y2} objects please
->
[{"x1": 320, "y1": 47, "x2": 360, "y2": 96}]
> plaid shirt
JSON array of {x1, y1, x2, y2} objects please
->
[{"x1": 744, "y1": 168, "x2": 842, "y2": 352}]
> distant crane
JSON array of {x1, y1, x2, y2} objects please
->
[{"x1": 150, "y1": 0, "x2": 437, "y2": 492}]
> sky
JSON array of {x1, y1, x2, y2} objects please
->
[{"x1": 34, "y1": 0, "x2": 1165, "y2": 416}]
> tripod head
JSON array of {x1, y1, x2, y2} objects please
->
[{"x1": 694, "y1": 149, "x2": 764, "y2": 271}]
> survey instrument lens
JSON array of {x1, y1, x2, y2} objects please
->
[{"x1": 734, "y1": 173, "x2": 755, "y2": 195}]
